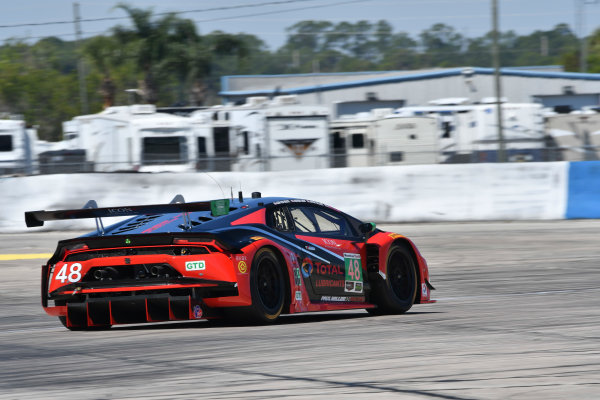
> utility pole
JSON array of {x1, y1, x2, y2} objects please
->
[
  {"x1": 576, "y1": 0, "x2": 600, "y2": 72},
  {"x1": 73, "y1": 2, "x2": 89, "y2": 114},
  {"x1": 492, "y1": 0, "x2": 505, "y2": 162}
]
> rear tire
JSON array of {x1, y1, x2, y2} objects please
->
[
  {"x1": 229, "y1": 248, "x2": 285, "y2": 324},
  {"x1": 368, "y1": 243, "x2": 417, "y2": 315}
]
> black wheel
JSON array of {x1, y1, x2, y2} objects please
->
[
  {"x1": 232, "y1": 248, "x2": 285, "y2": 324},
  {"x1": 58, "y1": 316, "x2": 112, "y2": 331},
  {"x1": 368, "y1": 243, "x2": 417, "y2": 315}
]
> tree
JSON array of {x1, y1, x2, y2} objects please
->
[
  {"x1": 587, "y1": 28, "x2": 600, "y2": 73},
  {"x1": 419, "y1": 23, "x2": 465, "y2": 67}
]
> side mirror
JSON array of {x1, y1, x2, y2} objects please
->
[{"x1": 359, "y1": 222, "x2": 376, "y2": 234}]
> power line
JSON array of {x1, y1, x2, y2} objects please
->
[
  {"x1": 191, "y1": 0, "x2": 371, "y2": 24},
  {"x1": 0, "y1": 0, "x2": 374, "y2": 43},
  {"x1": 0, "y1": 0, "x2": 322, "y2": 29}
]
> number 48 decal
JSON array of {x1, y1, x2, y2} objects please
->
[
  {"x1": 55, "y1": 263, "x2": 83, "y2": 283},
  {"x1": 344, "y1": 253, "x2": 363, "y2": 282}
]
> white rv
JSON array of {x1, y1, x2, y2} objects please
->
[
  {"x1": 330, "y1": 108, "x2": 439, "y2": 167},
  {"x1": 545, "y1": 111, "x2": 600, "y2": 161},
  {"x1": 396, "y1": 100, "x2": 547, "y2": 163},
  {"x1": 190, "y1": 100, "x2": 261, "y2": 172},
  {"x1": 0, "y1": 119, "x2": 37, "y2": 174},
  {"x1": 61, "y1": 105, "x2": 195, "y2": 172},
  {"x1": 191, "y1": 96, "x2": 330, "y2": 172}
]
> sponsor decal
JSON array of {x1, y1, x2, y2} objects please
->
[
  {"x1": 422, "y1": 283, "x2": 428, "y2": 297},
  {"x1": 250, "y1": 236, "x2": 265, "y2": 242},
  {"x1": 301, "y1": 257, "x2": 344, "y2": 278},
  {"x1": 316, "y1": 279, "x2": 344, "y2": 288},
  {"x1": 238, "y1": 261, "x2": 248, "y2": 274},
  {"x1": 293, "y1": 267, "x2": 302, "y2": 286},
  {"x1": 320, "y1": 296, "x2": 365, "y2": 302},
  {"x1": 322, "y1": 238, "x2": 339, "y2": 247},
  {"x1": 108, "y1": 207, "x2": 133, "y2": 214},
  {"x1": 192, "y1": 305, "x2": 203, "y2": 319},
  {"x1": 295, "y1": 291, "x2": 302, "y2": 301},
  {"x1": 315, "y1": 263, "x2": 343, "y2": 276},
  {"x1": 344, "y1": 253, "x2": 363, "y2": 293},
  {"x1": 389, "y1": 233, "x2": 403, "y2": 239},
  {"x1": 186, "y1": 261, "x2": 206, "y2": 271},
  {"x1": 301, "y1": 261, "x2": 313, "y2": 278},
  {"x1": 210, "y1": 199, "x2": 230, "y2": 217},
  {"x1": 235, "y1": 255, "x2": 247, "y2": 261},
  {"x1": 320, "y1": 296, "x2": 349, "y2": 302}
]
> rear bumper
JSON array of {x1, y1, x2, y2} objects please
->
[{"x1": 43, "y1": 280, "x2": 251, "y2": 328}]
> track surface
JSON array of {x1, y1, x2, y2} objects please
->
[{"x1": 1, "y1": 221, "x2": 599, "y2": 399}]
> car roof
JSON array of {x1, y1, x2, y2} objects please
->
[{"x1": 81, "y1": 196, "x2": 334, "y2": 237}]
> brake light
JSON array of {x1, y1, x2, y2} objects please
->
[{"x1": 65, "y1": 243, "x2": 89, "y2": 251}]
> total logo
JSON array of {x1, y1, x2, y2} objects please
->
[{"x1": 185, "y1": 261, "x2": 206, "y2": 271}]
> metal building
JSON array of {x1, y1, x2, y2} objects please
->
[{"x1": 219, "y1": 66, "x2": 600, "y2": 117}]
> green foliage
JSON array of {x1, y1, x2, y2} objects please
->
[{"x1": 0, "y1": 11, "x2": 596, "y2": 141}]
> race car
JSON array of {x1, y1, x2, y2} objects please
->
[{"x1": 25, "y1": 193, "x2": 434, "y2": 330}]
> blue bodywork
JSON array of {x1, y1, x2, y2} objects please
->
[{"x1": 78, "y1": 197, "x2": 290, "y2": 237}]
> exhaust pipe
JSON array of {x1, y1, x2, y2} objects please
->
[
  {"x1": 94, "y1": 269, "x2": 109, "y2": 280},
  {"x1": 150, "y1": 265, "x2": 168, "y2": 277},
  {"x1": 93, "y1": 267, "x2": 119, "y2": 280}
]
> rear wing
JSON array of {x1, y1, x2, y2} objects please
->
[{"x1": 24, "y1": 195, "x2": 223, "y2": 229}]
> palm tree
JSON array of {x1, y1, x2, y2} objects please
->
[{"x1": 111, "y1": 4, "x2": 247, "y2": 105}]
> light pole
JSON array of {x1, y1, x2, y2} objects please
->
[{"x1": 492, "y1": 0, "x2": 505, "y2": 162}]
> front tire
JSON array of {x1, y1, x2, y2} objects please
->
[{"x1": 368, "y1": 243, "x2": 417, "y2": 315}]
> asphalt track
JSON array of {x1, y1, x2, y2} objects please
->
[{"x1": 1, "y1": 221, "x2": 599, "y2": 399}]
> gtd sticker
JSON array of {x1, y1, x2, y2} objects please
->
[
  {"x1": 295, "y1": 291, "x2": 302, "y2": 301},
  {"x1": 422, "y1": 283, "x2": 428, "y2": 297},
  {"x1": 238, "y1": 261, "x2": 248, "y2": 273},
  {"x1": 185, "y1": 261, "x2": 206, "y2": 271}
]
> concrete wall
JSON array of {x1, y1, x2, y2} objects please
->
[{"x1": 4, "y1": 161, "x2": 599, "y2": 232}]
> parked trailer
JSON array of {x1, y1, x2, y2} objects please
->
[
  {"x1": 0, "y1": 119, "x2": 37, "y2": 175},
  {"x1": 59, "y1": 105, "x2": 195, "y2": 172},
  {"x1": 330, "y1": 108, "x2": 439, "y2": 167},
  {"x1": 395, "y1": 101, "x2": 548, "y2": 163},
  {"x1": 191, "y1": 96, "x2": 330, "y2": 172},
  {"x1": 545, "y1": 111, "x2": 600, "y2": 161}
]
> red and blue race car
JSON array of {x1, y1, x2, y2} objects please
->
[{"x1": 25, "y1": 193, "x2": 434, "y2": 330}]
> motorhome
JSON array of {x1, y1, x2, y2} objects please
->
[
  {"x1": 544, "y1": 111, "x2": 600, "y2": 161},
  {"x1": 330, "y1": 108, "x2": 439, "y2": 167},
  {"x1": 190, "y1": 96, "x2": 330, "y2": 172},
  {"x1": 60, "y1": 105, "x2": 195, "y2": 172},
  {"x1": 396, "y1": 100, "x2": 548, "y2": 162},
  {"x1": 0, "y1": 118, "x2": 37, "y2": 174}
]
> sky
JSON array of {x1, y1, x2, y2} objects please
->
[{"x1": 1, "y1": 0, "x2": 600, "y2": 50}]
